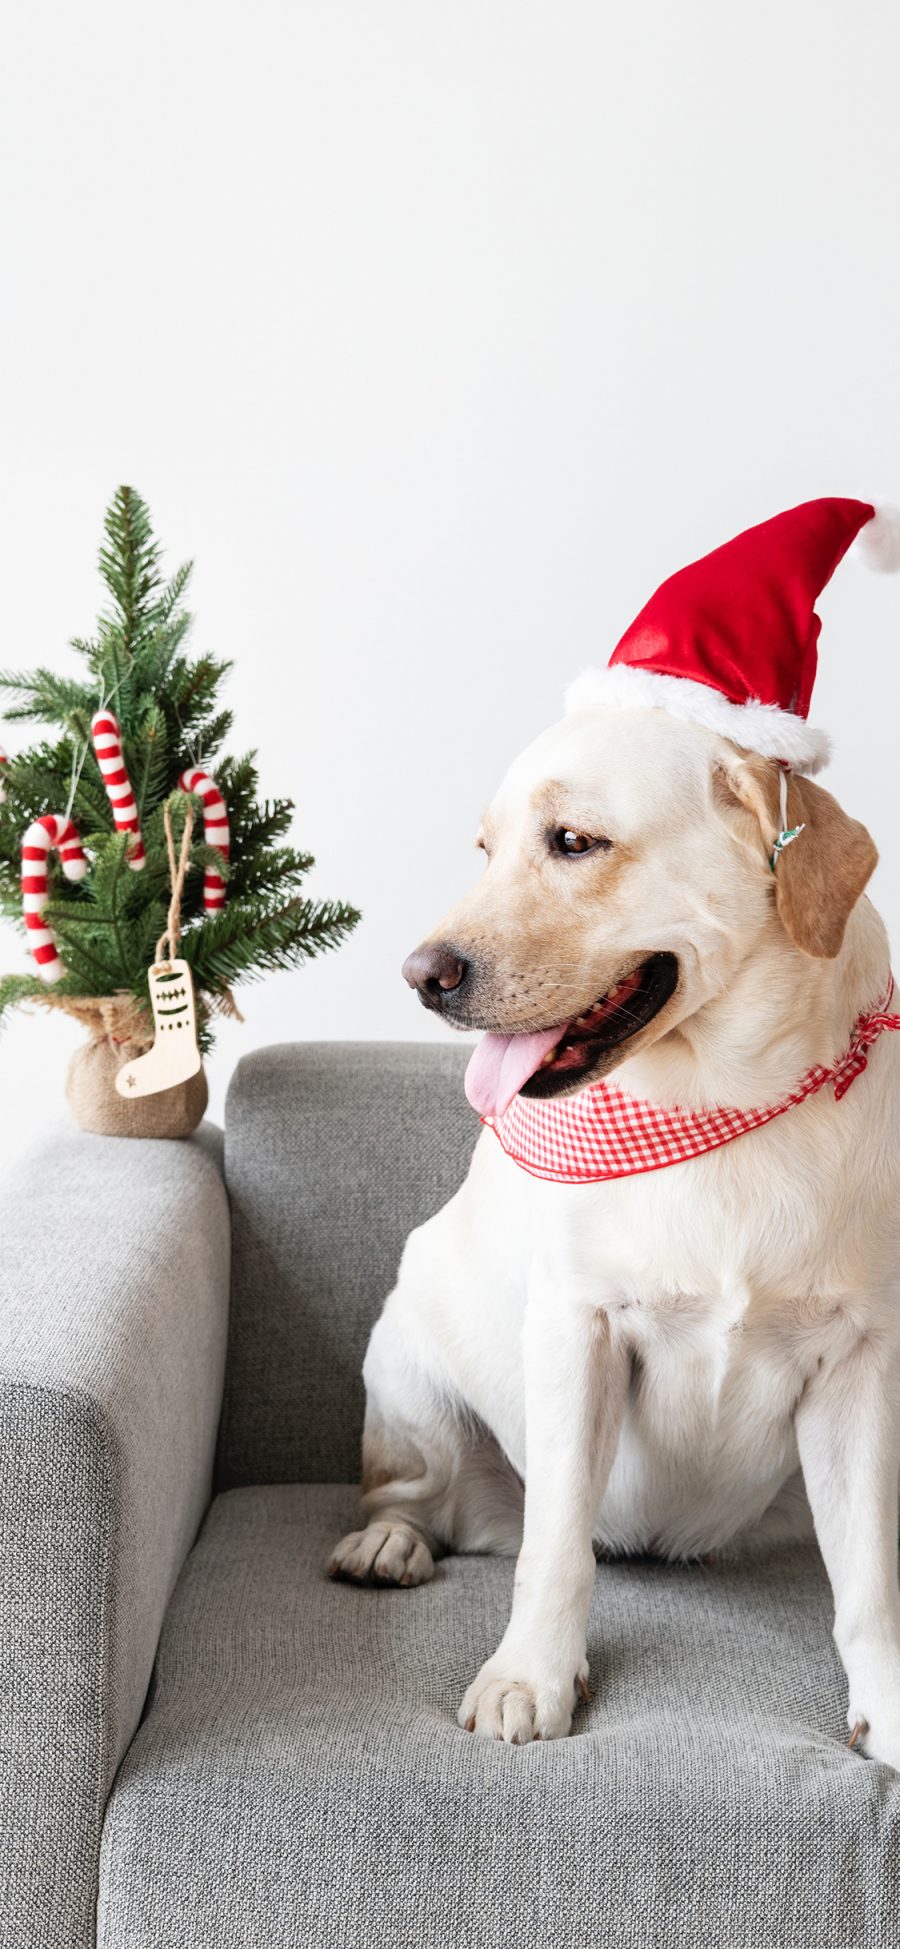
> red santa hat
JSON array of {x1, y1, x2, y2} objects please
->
[{"x1": 566, "y1": 497, "x2": 900, "y2": 774}]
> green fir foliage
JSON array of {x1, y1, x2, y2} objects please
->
[{"x1": 0, "y1": 487, "x2": 359, "y2": 1045}]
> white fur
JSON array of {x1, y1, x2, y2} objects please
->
[
  {"x1": 853, "y1": 502, "x2": 900, "y2": 574},
  {"x1": 564, "y1": 664, "x2": 831, "y2": 774},
  {"x1": 330, "y1": 704, "x2": 900, "y2": 1762}
]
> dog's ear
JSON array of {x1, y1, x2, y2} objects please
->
[{"x1": 714, "y1": 751, "x2": 878, "y2": 959}]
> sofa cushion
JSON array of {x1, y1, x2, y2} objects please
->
[
  {"x1": 221, "y1": 1042, "x2": 477, "y2": 1485},
  {"x1": 98, "y1": 1485, "x2": 900, "y2": 1949}
]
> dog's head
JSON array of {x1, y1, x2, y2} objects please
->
[{"x1": 402, "y1": 703, "x2": 878, "y2": 1119}]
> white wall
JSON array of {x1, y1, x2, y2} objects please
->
[{"x1": 2, "y1": 1, "x2": 899, "y2": 1175}]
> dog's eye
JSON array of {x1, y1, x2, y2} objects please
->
[{"x1": 552, "y1": 828, "x2": 610, "y2": 857}]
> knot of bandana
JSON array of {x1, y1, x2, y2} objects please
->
[
  {"x1": 832, "y1": 991, "x2": 900, "y2": 1100},
  {"x1": 483, "y1": 978, "x2": 900, "y2": 1185}
]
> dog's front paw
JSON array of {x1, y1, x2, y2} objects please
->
[
  {"x1": 850, "y1": 1706, "x2": 900, "y2": 1771},
  {"x1": 458, "y1": 1645, "x2": 590, "y2": 1744},
  {"x1": 327, "y1": 1521, "x2": 434, "y2": 1587},
  {"x1": 849, "y1": 1697, "x2": 900, "y2": 1771},
  {"x1": 846, "y1": 1642, "x2": 900, "y2": 1770}
]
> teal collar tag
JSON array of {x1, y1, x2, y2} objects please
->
[{"x1": 769, "y1": 824, "x2": 805, "y2": 873}]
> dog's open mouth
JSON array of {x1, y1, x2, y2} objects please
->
[{"x1": 464, "y1": 952, "x2": 679, "y2": 1120}]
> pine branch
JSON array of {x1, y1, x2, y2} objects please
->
[
  {"x1": 227, "y1": 844, "x2": 313, "y2": 902},
  {"x1": 131, "y1": 704, "x2": 170, "y2": 819},
  {"x1": 166, "y1": 655, "x2": 234, "y2": 746},
  {"x1": 98, "y1": 485, "x2": 162, "y2": 643},
  {"x1": 229, "y1": 798, "x2": 296, "y2": 853},
  {"x1": 0, "y1": 669, "x2": 97, "y2": 722},
  {"x1": 159, "y1": 559, "x2": 193, "y2": 621},
  {"x1": 0, "y1": 972, "x2": 46, "y2": 1028},
  {"x1": 192, "y1": 842, "x2": 231, "y2": 880},
  {"x1": 129, "y1": 614, "x2": 193, "y2": 698},
  {"x1": 41, "y1": 926, "x2": 122, "y2": 992},
  {"x1": 185, "y1": 896, "x2": 361, "y2": 990},
  {"x1": 83, "y1": 832, "x2": 135, "y2": 911},
  {"x1": 190, "y1": 708, "x2": 235, "y2": 765}
]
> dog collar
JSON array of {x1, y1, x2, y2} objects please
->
[{"x1": 482, "y1": 980, "x2": 900, "y2": 1185}]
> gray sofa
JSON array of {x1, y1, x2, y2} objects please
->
[{"x1": 2, "y1": 1041, "x2": 898, "y2": 1949}]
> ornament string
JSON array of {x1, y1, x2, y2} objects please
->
[
  {"x1": 64, "y1": 733, "x2": 89, "y2": 824},
  {"x1": 770, "y1": 766, "x2": 806, "y2": 873},
  {"x1": 173, "y1": 697, "x2": 202, "y2": 771},
  {"x1": 156, "y1": 800, "x2": 194, "y2": 967}
]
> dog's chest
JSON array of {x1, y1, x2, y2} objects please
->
[
  {"x1": 575, "y1": 1187, "x2": 854, "y2": 1549},
  {"x1": 562, "y1": 1141, "x2": 884, "y2": 1419}
]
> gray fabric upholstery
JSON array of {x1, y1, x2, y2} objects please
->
[
  {"x1": 100, "y1": 1484, "x2": 900, "y2": 1949},
  {"x1": 0, "y1": 1123, "x2": 230, "y2": 1949},
  {"x1": 221, "y1": 1041, "x2": 478, "y2": 1485}
]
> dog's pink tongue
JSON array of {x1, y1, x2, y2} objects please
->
[{"x1": 465, "y1": 1026, "x2": 563, "y2": 1120}]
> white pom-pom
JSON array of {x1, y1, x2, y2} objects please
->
[{"x1": 855, "y1": 504, "x2": 900, "y2": 573}]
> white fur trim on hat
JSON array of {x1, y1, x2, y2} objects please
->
[
  {"x1": 853, "y1": 503, "x2": 900, "y2": 573},
  {"x1": 564, "y1": 664, "x2": 831, "y2": 775}
]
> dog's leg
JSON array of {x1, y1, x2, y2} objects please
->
[
  {"x1": 328, "y1": 1302, "x2": 523, "y2": 1588},
  {"x1": 458, "y1": 1268, "x2": 629, "y2": 1743},
  {"x1": 794, "y1": 1318, "x2": 900, "y2": 1768}
]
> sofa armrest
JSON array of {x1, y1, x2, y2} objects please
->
[{"x1": 0, "y1": 1122, "x2": 230, "y2": 1949}]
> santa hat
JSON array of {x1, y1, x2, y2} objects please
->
[{"x1": 566, "y1": 498, "x2": 900, "y2": 774}]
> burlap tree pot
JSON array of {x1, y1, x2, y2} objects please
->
[
  {"x1": 55, "y1": 994, "x2": 208, "y2": 1140},
  {"x1": 66, "y1": 1032, "x2": 208, "y2": 1138}
]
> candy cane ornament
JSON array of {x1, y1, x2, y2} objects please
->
[
  {"x1": 91, "y1": 711, "x2": 145, "y2": 868},
  {"x1": 178, "y1": 767, "x2": 229, "y2": 913},
  {"x1": 21, "y1": 814, "x2": 89, "y2": 983}
]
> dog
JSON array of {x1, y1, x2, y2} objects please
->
[{"x1": 329, "y1": 498, "x2": 900, "y2": 1763}]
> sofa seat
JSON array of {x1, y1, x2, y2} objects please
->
[{"x1": 98, "y1": 1483, "x2": 900, "y2": 1949}]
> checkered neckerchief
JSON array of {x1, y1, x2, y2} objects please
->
[{"x1": 483, "y1": 980, "x2": 900, "y2": 1185}]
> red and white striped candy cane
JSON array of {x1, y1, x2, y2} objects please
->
[
  {"x1": 21, "y1": 814, "x2": 89, "y2": 983},
  {"x1": 178, "y1": 767, "x2": 229, "y2": 913},
  {"x1": 91, "y1": 711, "x2": 145, "y2": 869}
]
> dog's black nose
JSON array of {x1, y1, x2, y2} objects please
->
[{"x1": 402, "y1": 943, "x2": 468, "y2": 1005}]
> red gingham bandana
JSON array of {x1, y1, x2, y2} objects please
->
[{"x1": 483, "y1": 980, "x2": 900, "y2": 1185}]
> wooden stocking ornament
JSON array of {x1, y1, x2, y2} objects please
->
[
  {"x1": 114, "y1": 958, "x2": 201, "y2": 1100},
  {"x1": 114, "y1": 797, "x2": 201, "y2": 1104}
]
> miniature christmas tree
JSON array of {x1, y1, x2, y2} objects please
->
[{"x1": 0, "y1": 486, "x2": 359, "y2": 1053}]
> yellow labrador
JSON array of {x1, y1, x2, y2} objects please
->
[{"x1": 329, "y1": 691, "x2": 900, "y2": 1762}]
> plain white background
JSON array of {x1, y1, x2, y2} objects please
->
[{"x1": 1, "y1": 1, "x2": 899, "y2": 1176}]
